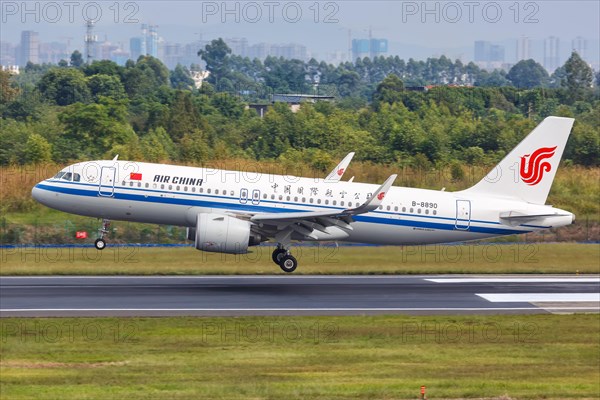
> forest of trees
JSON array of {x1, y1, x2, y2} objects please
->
[{"x1": 0, "y1": 39, "x2": 598, "y2": 170}]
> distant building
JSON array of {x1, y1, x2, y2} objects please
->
[
  {"x1": 248, "y1": 94, "x2": 335, "y2": 117},
  {"x1": 571, "y1": 36, "x2": 587, "y2": 59},
  {"x1": 0, "y1": 41, "x2": 16, "y2": 66},
  {"x1": 544, "y1": 36, "x2": 560, "y2": 73},
  {"x1": 516, "y1": 36, "x2": 531, "y2": 61},
  {"x1": 19, "y1": 30, "x2": 39, "y2": 66},
  {"x1": 111, "y1": 49, "x2": 130, "y2": 66},
  {"x1": 227, "y1": 38, "x2": 249, "y2": 57},
  {"x1": 39, "y1": 42, "x2": 69, "y2": 64},
  {"x1": 130, "y1": 37, "x2": 145, "y2": 61},
  {"x1": 351, "y1": 38, "x2": 388, "y2": 61},
  {"x1": 129, "y1": 24, "x2": 159, "y2": 61},
  {"x1": 1, "y1": 65, "x2": 20, "y2": 74},
  {"x1": 474, "y1": 40, "x2": 505, "y2": 70},
  {"x1": 146, "y1": 25, "x2": 159, "y2": 58}
]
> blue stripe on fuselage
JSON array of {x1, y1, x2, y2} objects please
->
[{"x1": 34, "y1": 182, "x2": 531, "y2": 236}]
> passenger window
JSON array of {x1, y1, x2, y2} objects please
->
[{"x1": 215, "y1": 189, "x2": 219, "y2": 194}]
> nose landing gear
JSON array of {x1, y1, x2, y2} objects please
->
[{"x1": 94, "y1": 219, "x2": 111, "y2": 250}]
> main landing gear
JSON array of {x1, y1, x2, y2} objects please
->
[
  {"x1": 94, "y1": 219, "x2": 111, "y2": 250},
  {"x1": 272, "y1": 245, "x2": 298, "y2": 273}
]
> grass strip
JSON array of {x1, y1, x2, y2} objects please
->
[{"x1": 1, "y1": 315, "x2": 599, "y2": 399}]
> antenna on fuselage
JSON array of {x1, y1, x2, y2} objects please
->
[{"x1": 112, "y1": 155, "x2": 119, "y2": 161}]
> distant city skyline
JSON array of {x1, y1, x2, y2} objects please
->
[{"x1": 1, "y1": 1, "x2": 598, "y2": 70}]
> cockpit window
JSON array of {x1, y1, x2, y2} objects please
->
[{"x1": 52, "y1": 171, "x2": 80, "y2": 182}]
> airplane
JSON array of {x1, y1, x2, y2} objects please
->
[{"x1": 32, "y1": 116, "x2": 575, "y2": 272}]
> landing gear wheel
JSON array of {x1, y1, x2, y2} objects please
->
[
  {"x1": 279, "y1": 255, "x2": 298, "y2": 273},
  {"x1": 94, "y1": 238, "x2": 106, "y2": 250},
  {"x1": 272, "y1": 248, "x2": 287, "y2": 264}
]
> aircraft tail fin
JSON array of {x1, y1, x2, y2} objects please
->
[
  {"x1": 325, "y1": 152, "x2": 355, "y2": 182},
  {"x1": 460, "y1": 116, "x2": 574, "y2": 205}
]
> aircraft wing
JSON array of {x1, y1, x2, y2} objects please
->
[
  {"x1": 249, "y1": 175, "x2": 396, "y2": 240},
  {"x1": 324, "y1": 152, "x2": 355, "y2": 182}
]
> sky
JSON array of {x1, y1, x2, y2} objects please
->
[{"x1": 1, "y1": 0, "x2": 599, "y2": 65}]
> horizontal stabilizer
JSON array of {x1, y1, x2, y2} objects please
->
[{"x1": 499, "y1": 211, "x2": 572, "y2": 226}]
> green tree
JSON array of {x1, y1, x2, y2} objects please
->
[
  {"x1": 373, "y1": 74, "x2": 404, "y2": 106},
  {"x1": 70, "y1": 50, "x2": 84, "y2": 67},
  {"x1": 37, "y1": 68, "x2": 91, "y2": 106},
  {"x1": 563, "y1": 51, "x2": 593, "y2": 102},
  {"x1": 87, "y1": 74, "x2": 127, "y2": 101},
  {"x1": 179, "y1": 129, "x2": 211, "y2": 162},
  {"x1": 23, "y1": 133, "x2": 52, "y2": 164},
  {"x1": 58, "y1": 97, "x2": 137, "y2": 157},
  {"x1": 507, "y1": 59, "x2": 549, "y2": 88},
  {"x1": 198, "y1": 38, "x2": 232, "y2": 86},
  {"x1": 140, "y1": 127, "x2": 177, "y2": 162},
  {"x1": 170, "y1": 64, "x2": 195, "y2": 89},
  {"x1": 168, "y1": 91, "x2": 199, "y2": 140},
  {"x1": 0, "y1": 70, "x2": 20, "y2": 104}
]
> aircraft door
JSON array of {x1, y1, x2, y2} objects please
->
[
  {"x1": 455, "y1": 200, "x2": 471, "y2": 230},
  {"x1": 99, "y1": 166, "x2": 116, "y2": 197}
]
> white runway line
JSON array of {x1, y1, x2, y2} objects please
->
[
  {"x1": 477, "y1": 293, "x2": 600, "y2": 303},
  {"x1": 427, "y1": 278, "x2": 600, "y2": 283},
  {"x1": 2, "y1": 307, "x2": 600, "y2": 313}
]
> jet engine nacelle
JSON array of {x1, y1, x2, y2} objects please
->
[{"x1": 193, "y1": 213, "x2": 251, "y2": 254}]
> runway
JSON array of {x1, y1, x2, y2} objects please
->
[{"x1": 1, "y1": 275, "x2": 598, "y2": 317}]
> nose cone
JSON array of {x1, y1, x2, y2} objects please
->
[
  {"x1": 31, "y1": 183, "x2": 51, "y2": 207},
  {"x1": 31, "y1": 184, "x2": 42, "y2": 202}
]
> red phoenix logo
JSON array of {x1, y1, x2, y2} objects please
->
[
  {"x1": 519, "y1": 146, "x2": 557, "y2": 186},
  {"x1": 337, "y1": 168, "x2": 345, "y2": 176},
  {"x1": 377, "y1": 192, "x2": 385, "y2": 200}
]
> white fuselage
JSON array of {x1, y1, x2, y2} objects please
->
[{"x1": 32, "y1": 160, "x2": 574, "y2": 245}]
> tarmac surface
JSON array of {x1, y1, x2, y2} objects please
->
[{"x1": 1, "y1": 275, "x2": 598, "y2": 317}]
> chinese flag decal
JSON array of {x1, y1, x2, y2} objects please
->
[
  {"x1": 75, "y1": 231, "x2": 88, "y2": 239},
  {"x1": 377, "y1": 192, "x2": 385, "y2": 200},
  {"x1": 130, "y1": 172, "x2": 142, "y2": 181}
]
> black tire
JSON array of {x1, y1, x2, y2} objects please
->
[
  {"x1": 279, "y1": 255, "x2": 298, "y2": 273},
  {"x1": 272, "y1": 248, "x2": 287, "y2": 264},
  {"x1": 94, "y1": 238, "x2": 106, "y2": 250}
]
